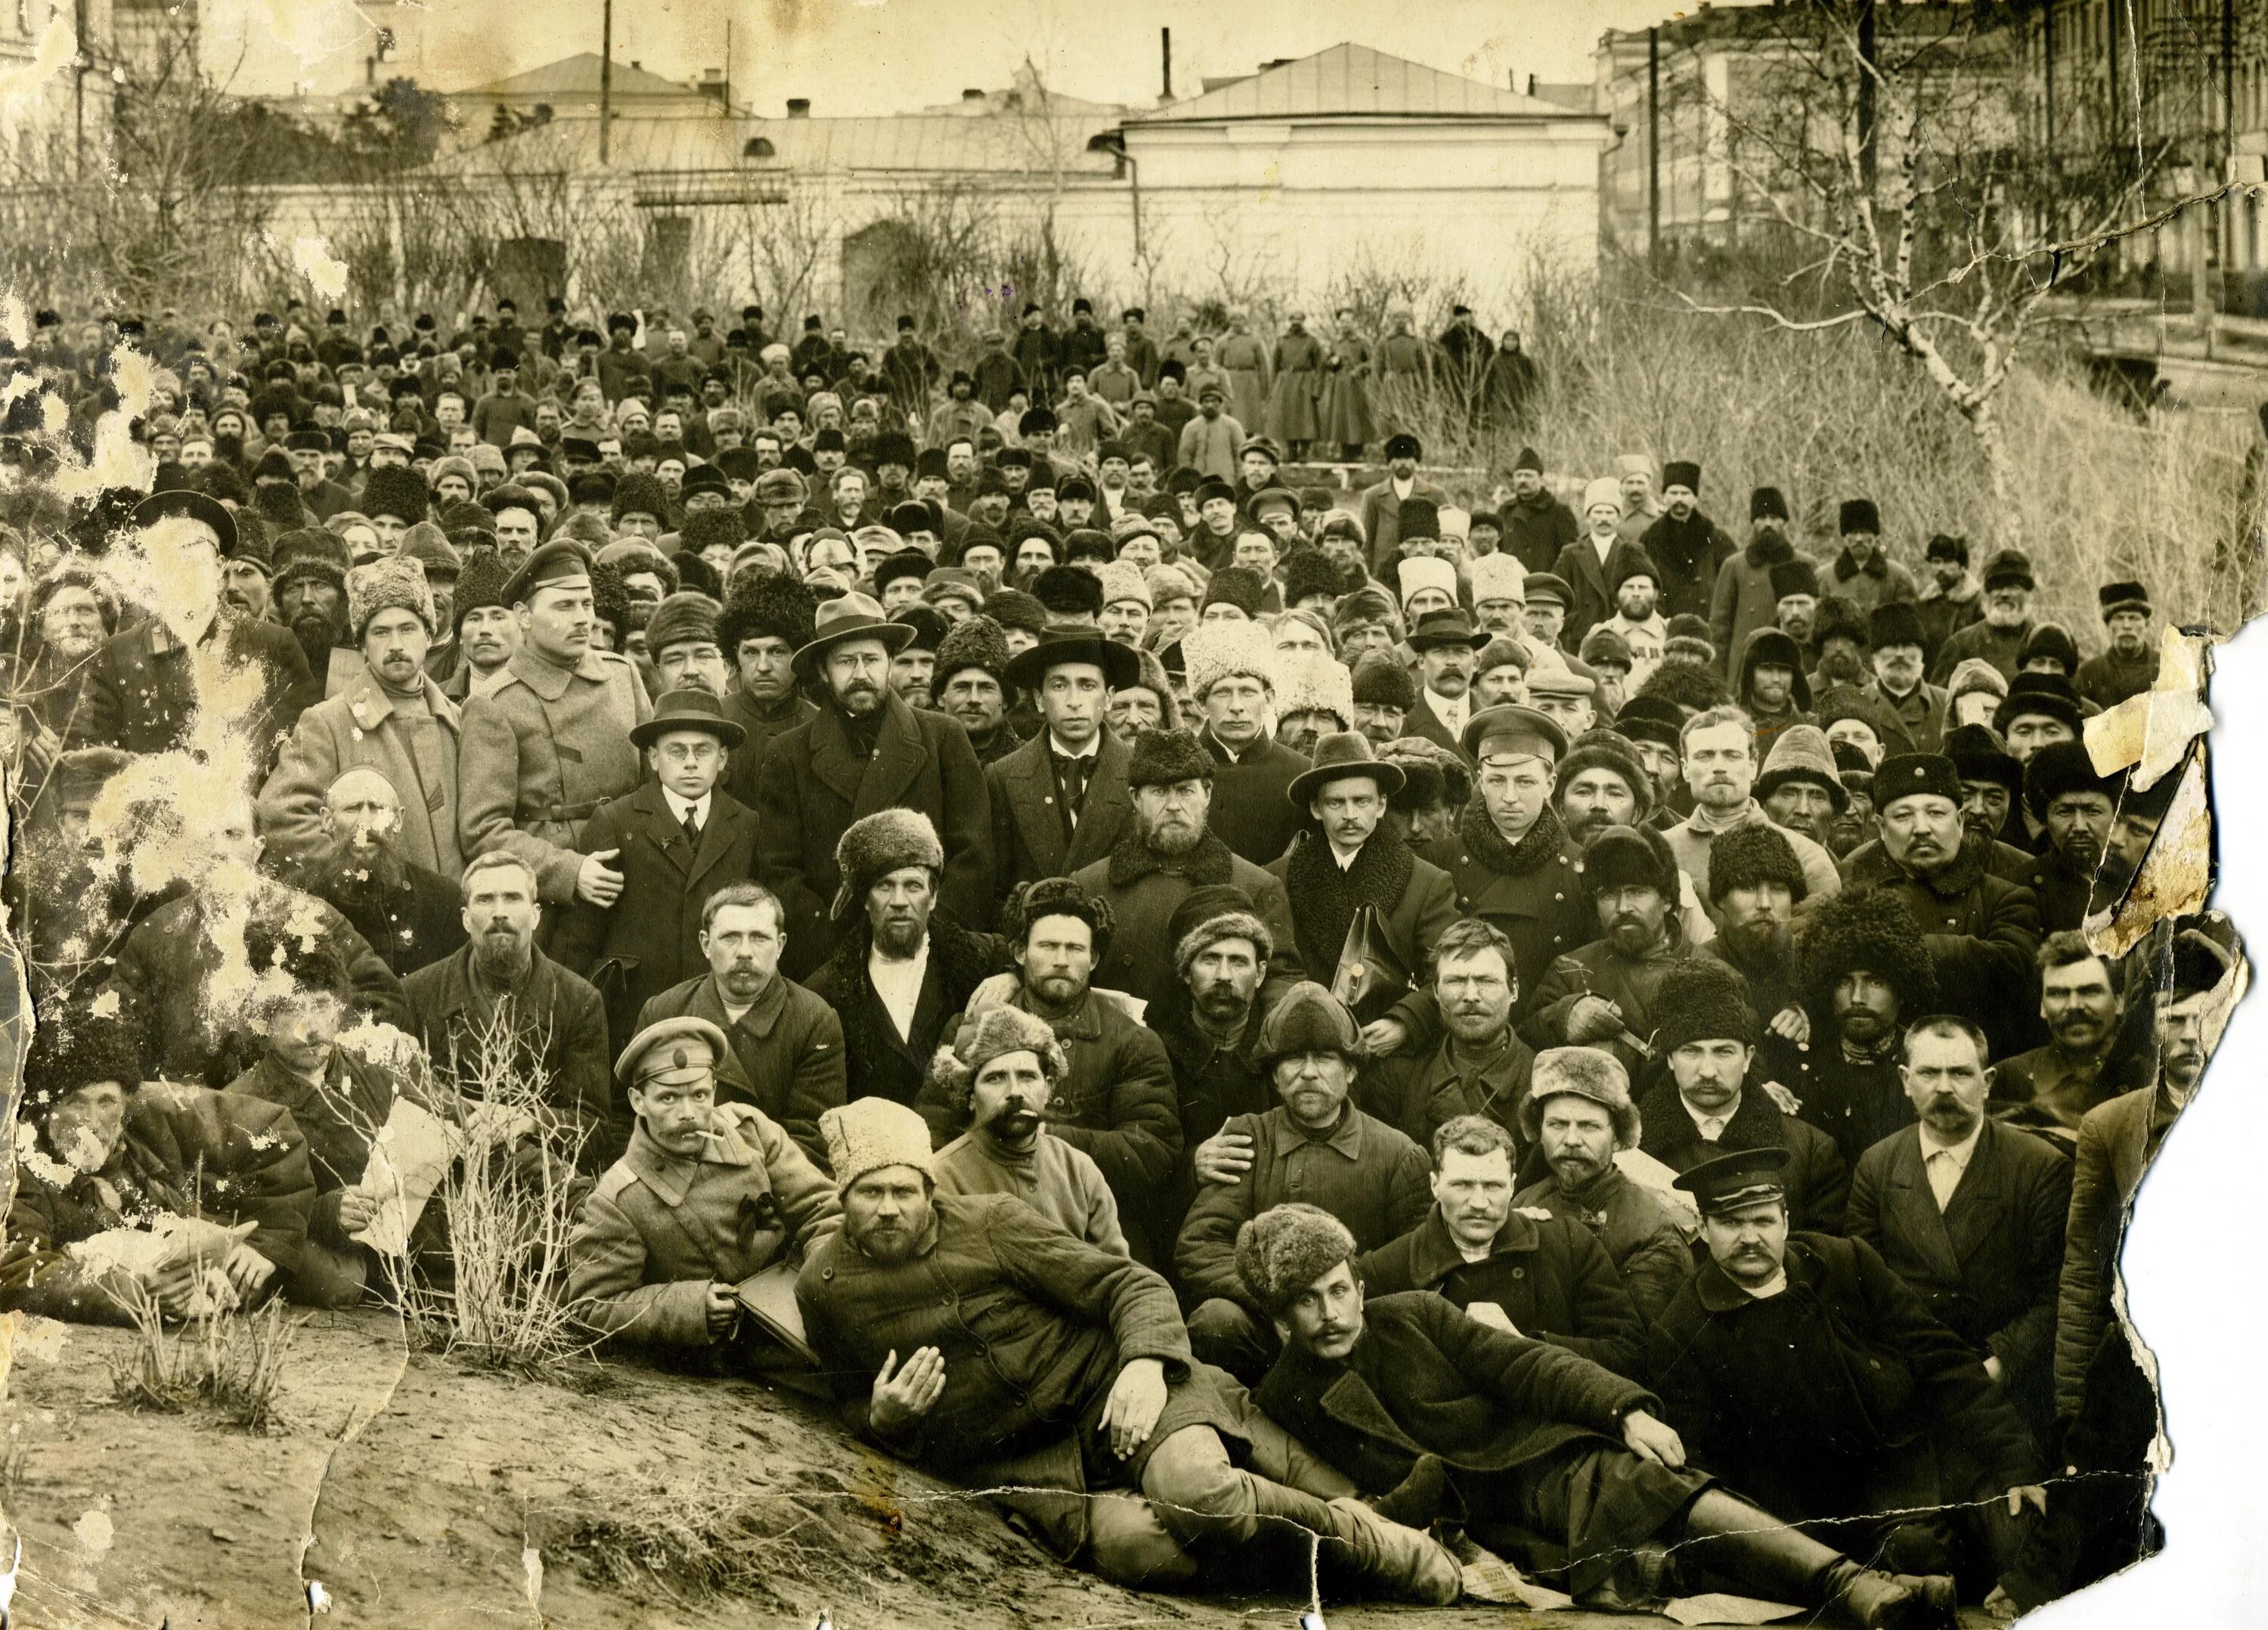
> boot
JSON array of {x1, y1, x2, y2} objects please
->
[
  {"x1": 1244, "y1": 1477, "x2": 1461, "y2": 1605},
  {"x1": 1367, "y1": 1453, "x2": 1448, "y2": 1530},
  {"x1": 1680, "y1": 1491, "x2": 1954, "y2": 1630}
]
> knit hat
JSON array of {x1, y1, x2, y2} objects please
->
[
  {"x1": 1581, "y1": 824, "x2": 1678, "y2": 898},
  {"x1": 2025, "y1": 739, "x2": 2122, "y2": 817},
  {"x1": 361, "y1": 466, "x2": 430, "y2": 526},
  {"x1": 718, "y1": 571, "x2": 817, "y2": 655},
  {"x1": 1184, "y1": 619, "x2": 1277, "y2": 702},
  {"x1": 1796, "y1": 886, "x2": 1937, "y2": 1020},
  {"x1": 2016, "y1": 622, "x2": 2080, "y2": 677},
  {"x1": 1706, "y1": 821, "x2": 1808, "y2": 904},
  {"x1": 1202, "y1": 565, "x2": 1269, "y2": 618},
  {"x1": 452, "y1": 549, "x2": 509, "y2": 633},
  {"x1": 1519, "y1": 1046, "x2": 1640, "y2": 1148},
  {"x1": 1946, "y1": 657, "x2": 2009, "y2": 708},
  {"x1": 831, "y1": 807, "x2": 945, "y2": 922},
  {"x1": 1755, "y1": 724, "x2": 1848, "y2": 810},
  {"x1": 1281, "y1": 548, "x2": 1342, "y2": 608},
  {"x1": 347, "y1": 554, "x2": 436, "y2": 640},
  {"x1": 1867, "y1": 600, "x2": 1926, "y2": 652},
  {"x1": 1093, "y1": 559, "x2": 1150, "y2": 610},
  {"x1": 1469, "y1": 552, "x2": 1526, "y2": 604},
  {"x1": 1126, "y1": 727, "x2": 1215, "y2": 789},
  {"x1": 1396, "y1": 556, "x2": 1457, "y2": 609},
  {"x1": 1255, "y1": 981, "x2": 1361, "y2": 1064},
  {"x1": 1235, "y1": 1204, "x2": 1359, "y2": 1315},
  {"x1": 927, "y1": 1006, "x2": 1067, "y2": 1125},
  {"x1": 1173, "y1": 904, "x2": 1275, "y2": 980},
  {"x1": 1580, "y1": 476, "x2": 1624, "y2": 519},
  {"x1": 646, "y1": 590, "x2": 721, "y2": 655},
  {"x1": 1273, "y1": 649, "x2": 1355, "y2": 729},
  {"x1": 819, "y1": 1098, "x2": 935, "y2": 1191},
  {"x1": 1653, "y1": 959, "x2": 1758, "y2": 1053},
  {"x1": 933, "y1": 612, "x2": 1013, "y2": 689},
  {"x1": 612, "y1": 472, "x2": 669, "y2": 523},
  {"x1": 1981, "y1": 548, "x2": 2035, "y2": 592},
  {"x1": 1749, "y1": 486, "x2": 1789, "y2": 522},
  {"x1": 1350, "y1": 652, "x2": 1419, "y2": 711}
]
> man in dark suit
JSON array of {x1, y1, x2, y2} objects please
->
[
  {"x1": 986, "y1": 628, "x2": 1138, "y2": 910},
  {"x1": 1553, "y1": 478, "x2": 1659, "y2": 649},
  {"x1": 716, "y1": 571, "x2": 820, "y2": 806},
  {"x1": 1183, "y1": 618, "x2": 1309, "y2": 866},
  {"x1": 753, "y1": 593, "x2": 993, "y2": 980},
  {"x1": 551, "y1": 689, "x2": 760, "y2": 1050},
  {"x1": 1356, "y1": 432, "x2": 1452, "y2": 573},
  {"x1": 1402, "y1": 608, "x2": 1485, "y2": 766},
  {"x1": 71, "y1": 491, "x2": 313, "y2": 771},
  {"x1": 1637, "y1": 959, "x2": 1848, "y2": 1232},
  {"x1": 1848, "y1": 1015, "x2": 2071, "y2": 1452}
]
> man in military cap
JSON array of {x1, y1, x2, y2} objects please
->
[
  {"x1": 457, "y1": 540, "x2": 653, "y2": 910},
  {"x1": 564, "y1": 1015, "x2": 841, "y2": 1366},
  {"x1": 1652, "y1": 1142, "x2": 2046, "y2": 1606}
]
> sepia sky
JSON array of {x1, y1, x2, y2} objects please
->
[{"x1": 204, "y1": 0, "x2": 1694, "y2": 112}]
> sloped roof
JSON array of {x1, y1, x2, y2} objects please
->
[
  {"x1": 458, "y1": 53, "x2": 702, "y2": 101},
  {"x1": 1132, "y1": 42, "x2": 1582, "y2": 123}
]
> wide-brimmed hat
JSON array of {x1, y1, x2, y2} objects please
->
[
  {"x1": 630, "y1": 686, "x2": 747, "y2": 751},
  {"x1": 1287, "y1": 732, "x2": 1408, "y2": 807},
  {"x1": 1406, "y1": 608, "x2": 1485, "y2": 652},
  {"x1": 1003, "y1": 625, "x2": 1142, "y2": 692},
  {"x1": 792, "y1": 590, "x2": 915, "y2": 680}
]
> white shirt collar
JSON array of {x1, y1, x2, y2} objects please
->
[
  {"x1": 1392, "y1": 475, "x2": 1414, "y2": 500},
  {"x1": 1919, "y1": 1118, "x2": 1984, "y2": 1167},
  {"x1": 661, "y1": 787, "x2": 711, "y2": 829},
  {"x1": 1047, "y1": 732, "x2": 1098, "y2": 763},
  {"x1": 1329, "y1": 838, "x2": 1364, "y2": 870},
  {"x1": 1682, "y1": 1091, "x2": 1741, "y2": 1139}
]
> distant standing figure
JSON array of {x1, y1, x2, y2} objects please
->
[
  {"x1": 1321, "y1": 309, "x2": 1377, "y2": 460},
  {"x1": 1216, "y1": 316, "x2": 1272, "y2": 437},
  {"x1": 1266, "y1": 315, "x2": 1324, "y2": 460}
]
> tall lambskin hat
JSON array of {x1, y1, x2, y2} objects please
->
[
  {"x1": 1470, "y1": 553, "x2": 1526, "y2": 605},
  {"x1": 451, "y1": 548, "x2": 510, "y2": 633},
  {"x1": 1183, "y1": 619, "x2": 1277, "y2": 702},
  {"x1": 933, "y1": 612, "x2": 1013, "y2": 689},
  {"x1": 1519, "y1": 1046, "x2": 1640, "y2": 1148},
  {"x1": 820, "y1": 1098, "x2": 936, "y2": 1192},
  {"x1": 1256, "y1": 981, "x2": 1362, "y2": 1064},
  {"x1": 718, "y1": 569, "x2": 817, "y2": 655},
  {"x1": 347, "y1": 554, "x2": 437, "y2": 640},
  {"x1": 1202, "y1": 565, "x2": 1269, "y2": 618},
  {"x1": 1652, "y1": 958, "x2": 1758, "y2": 1052},
  {"x1": 1796, "y1": 885, "x2": 1937, "y2": 1019},
  {"x1": 1235, "y1": 1204, "x2": 1358, "y2": 1315},
  {"x1": 830, "y1": 808, "x2": 944, "y2": 922},
  {"x1": 1868, "y1": 600, "x2": 1926, "y2": 652},
  {"x1": 1707, "y1": 821, "x2": 1808, "y2": 905},
  {"x1": 1273, "y1": 651, "x2": 1356, "y2": 731},
  {"x1": 360, "y1": 465, "x2": 430, "y2": 526}
]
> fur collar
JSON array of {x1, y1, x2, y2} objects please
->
[
  {"x1": 1833, "y1": 547, "x2": 1888, "y2": 581},
  {"x1": 1919, "y1": 572, "x2": 1981, "y2": 606},
  {"x1": 1456, "y1": 794, "x2": 1569, "y2": 879},
  {"x1": 1105, "y1": 824, "x2": 1237, "y2": 889},
  {"x1": 1282, "y1": 831, "x2": 1415, "y2": 968}
]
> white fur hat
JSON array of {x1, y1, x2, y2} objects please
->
[
  {"x1": 1470, "y1": 553, "x2": 1527, "y2": 604},
  {"x1": 820, "y1": 1098, "x2": 936, "y2": 1191},
  {"x1": 1272, "y1": 649, "x2": 1354, "y2": 728},
  {"x1": 1183, "y1": 618, "x2": 1278, "y2": 702},
  {"x1": 1093, "y1": 559, "x2": 1151, "y2": 610},
  {"x1": 1396, "y1": 556, "x2": 1457, "y2": 609}
]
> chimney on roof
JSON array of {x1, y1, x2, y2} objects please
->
[
  {"x1": 1262, "y1": 58, "x2": 1294, "y2": 71},
  {"x1": 1161, "y1": 26, "x2": 1172, "y2": 100},
  {"x1": 962, "y1": 88, "x2": 985, "y2": 101},
  {"x1": 1527, "y1": 74, "x2": 1538, "y2": 95},
  {"x1": 630, "y1": 60, "x2": 641, "y2": 70},
  {"x1": 786, "y1": 98, "x2": 811, "y2": 118},
  {"x1": 698, "y1": 67, "x2": 727, "y2": 105}
]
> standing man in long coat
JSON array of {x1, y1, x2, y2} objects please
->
[
  {"x1": 1321, "y1": 310, "x2": 1376, "y2": 460},
  {"x1": 752, "y1": 593, "x2": 993, "y2": 981},
  {"x1": 1216, "y1": 315, "x2": 1272, "y2": 439},
  {"x1": 1266, "y1": 315, "x2": 1325, "y2": 460}
]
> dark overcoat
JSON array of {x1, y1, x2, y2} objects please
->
[
  {"x1": 71, "y1": 612, "x2": 313, "y2": 769},
  {"x1": 1637, "y1": 1077, "x2": 1849, "y2": 1234},
  {"x1": 801, "y1": 916, "x2": 1011, "y2": 1111},
  {"x1": 985, "y1": 727, "x2": 1134, "y2": 908},
  {"x1": 1419, "y1": 801, "x2": 1593, "y2": 1023}
]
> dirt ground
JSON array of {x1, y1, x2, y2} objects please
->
[{"x1": 0, "y1": 1309, "x2": 2003, "y2": 1629}]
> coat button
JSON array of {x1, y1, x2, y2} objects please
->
[{"x1": 1512, "y1": 1267, "x2": 1525, "y2": 1279}]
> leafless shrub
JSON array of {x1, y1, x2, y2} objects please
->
[
  {"x1": 531, "y1": 1481, "x2": 876, "y2": 1610},
  {"x1": 106, "y1": 1288, "x2": 300, "y2": 1434}
]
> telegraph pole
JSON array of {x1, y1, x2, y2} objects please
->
[{"x1": 600, "y1": 0, "x2": 613, "y2": 166}]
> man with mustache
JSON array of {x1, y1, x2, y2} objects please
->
[
  {"x1": 931, "y1": 1005, "x2": 1129, "y2": 1255},
  {"x1": 1651, "y1": 1144, "x2": 2040, "y2": 1614},
  {"x1": 753, "y1": 592, "x2": 993, "y2": 980},
  {"x1": 1511, "y1": 1047, "x2": 1694, "y2": 1325},
  {"x1": 1846, "y1": 724, "x2": 2034, "y2": 882},
  {"x1": 1176, "y1": 983, "x2": 1433, "y2": 1382},
  {"x1": 1185, "y1": 619, "x2": 1312, "y2": 866},
  {"x1": 1863, "y1": 601, "x2": 1948, "y2": 753},
  {"x1": 291, "y1": 767, "x2": 466, "y2": 978},
  {"x1": 714, "y1": 570, "x2": 819, "y2": 803},
  {"x1": 1782, "y1": 888, "x2": 1938, "y2": 1172},
  {"x1": 1525, "y1": 825, "x2": 1697, "y2": 1080},
  {"x1": 269, "y1": 531, "x2": 358, "y2": 693},
  {"x1": 2022, "y1": 742, "x2": 2125, "y2": 933},
  {"x1": 796, "y1": 1098, "x2": 1461, "y2": 1602},
  {"x1": 2072, "y1": 579, "x2": 2158, "y2": 709},
  {"x1": 442, "y1": 550, "x2": 521, "y2": 702},
  {"x1": 1850, "y1": 1016, "x2": 2072, "y2": 1455},
  {"x1": 1991, "y1": 935, "x2": 2152, "y2": 1149},
  {"x1": 1149, "y1": 894, "x2": 1279, "y2": 1247},
  {"x1": 931, "y1": 613, "x2": 1022, "y2": 767},
  {"x1": 402, "y1": 851, "x2": 615, "y2": 1167},
  {"x1": 1661, "y1": 707, "x2": 1842, "y2": 922},
  {"x1": 1358, "y1": 1113, "x2": 1648, "y2": 1381},
  {"x1": 260, "y1": 556, "x2": 464, "y2": 882},
  {"x1": 1861, "y1": 752, "x2": 2043, "y2": 1056},
  {"x1": 1248, "y1": 1198, "x2": 1956, "y2": 1627},
  {"x1": 917, "y1": 878, "x2": 1179, "y2": 1259},
  {"x1": 986, "y1": 628, "x2": 1140, "y2": 903},
  {"x1": 1930, "y1": 549, "x2": 2037, "y2": 686},
  {"x1": 1702, "y1": 823, "x2": 1811, "y2": 1051}
]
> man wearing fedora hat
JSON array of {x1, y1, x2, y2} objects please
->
[
  {"x1": 1263, "y1": 733, "x2": 1458, "y2": 1011},
  {"x1": 457, "y1": 540, "x2": 652, "y2": 910},
  {"x1": 73, "y1": 490, "x2": 315, "y2": 768},
  {"x1": 987, "y1": 625, "x2": 1141, "y2": 904},
  {"x1": 1403, "y1": 606, "x2": 1486, "y2": 765},
  {"x1": 551, "y1": 688, "x2": 760, "y2": 1049},
  {"x1": 753, "y1": 590, "x2": 993, "y2": 980}
]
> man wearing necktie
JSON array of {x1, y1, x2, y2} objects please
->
[{"x1": 987, "y1": 627, "x2": 1142, "y2": 910}]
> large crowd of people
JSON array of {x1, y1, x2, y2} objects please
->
[{"x1": 0, "y1": 292, "x2": 2230, "y2": 1625}]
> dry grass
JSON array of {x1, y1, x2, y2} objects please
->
[
  {"x1": 106, "y1": 1292, "x2": 300, "y2": 1434},
  {"x1": 529, "y1": 1480, "x2": 879, "y2": 1611}
]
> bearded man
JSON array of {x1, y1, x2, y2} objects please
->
[
  {"x1": 2022, "y1": 742, "x2": 2124, "y2": 934},
  {"x1": 1524, "y1": 825, "x2": 1698, "y2": 1079},
  {"x1": 271, "y1": 539, "x2": 356, "y2": 694},
  {"x1": 290, "y1": 767, "x2": 466, "y2": 977}
]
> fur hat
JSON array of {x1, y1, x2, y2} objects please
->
[
  {"x1": 2025, "y1": 739, "x2": 2121, "y2": 818},
  {"x1": 1235, "y1": 1204, "x2": 1358, "y2": 1315},
  {"x1": 1749, "y1": 486, "x2": 1790, "y2": 522},
  {"x1": 426, "y1": 455, "x2": 479, "y2": 495},
  {"x1": 934, "y1": 612, "x2": 1013, "y2": 689},
  {"x1": 1556, "y1": 738, "x2": 1652, "y2": 814},
  {"x1": 2017, "y1": 622, "x2": 2081, "y2": 678},
  {"x1": 1350, "y1": 652, "x2": 1420, "y2": 711},
  {"x1": 984, "y1": 587, "x2": 1051, "y2": 637},
  {"x1": 1281, "y1": 548, "x2": 1342, "y2": 608},
  {"x1": 1007, "y1": 875, "x2": 1115, "y2": 956},
  {"x1": 1145, "y1": 564, "x2": 1202, "y2": 607},
  {"x1": 1756, "y1": 724, "x2": 1847, "y2": 811},
  {"x1": 1396, "y1": 556, "x2": 1458, "y2": 609},
  {"x1": 1812, "y1": 595, "x2": 1867, "y2": 650},
  {"x1": 1639, "y1": 652, "x2": 1730, "y2": 712},
  {"x1": 1981, "y1": 548, "x2": 2035, "y2": 592},
  {"x1": 1519, "y1": 1046, "x2": 1640, "y2": 1148},
  {"x1": 819, "y1": 1097, "x2": 935, "y2": 1191},
  {"x1": 1868, "y1": 600, "x2": 1926, "y2": 652},
  {"x1": 361, "y1": 465, "x2": 430, "y2": 526},
  {"x1": 1255, "y1": 981, "x2": 1361, "y2": 1064},
  {"x1": 1173, "y1": 906, "x2": 1274, "y2": 979},
  {"x1": 1839, "y1": 497, "x2": 1881, "y2": 535},
  {"x1": 645, "y1": 590, "x2": 721, "y2": 655},
  {"x1": 1739, "y1": 628, "x2": 1813, "y2": 711},
  {"x1": 1093, "y1": 559, "x2": 1150, "y2": 611},
  {"x1": 718, "y1": 570, "x2": 817, "y2": 655},
  {"x1": 1127, "y1": 727, "x2": 1216, "y2": 789},
  {"x1": 612, "y1": 472, "x2": 670, "y2": 523},
  {"x1": 1653, "y1": 959, "x2": 1759, "y2": 1053},
  {"x1": 1814, "y1": 685, "x2": 1909, "y2": 758},
  {"x1": 681, "y1": 508, "x2": 747, "y2": 555},
  {"x1": 927, "y1": 1006, "x2": 1067, "y2": 1126},
  {"x1": 1202, "y1": 565, "x2": 1269, "y2": 618},
  {"x1": 1707, "y1": 822, "x2": 1808, "y2": 905},
  {"x1": 1580, "y1": 476, "x2": 1624, "y2": 518},
  {"x1": 1274, "y1": 649, "x2": 1354, "y2": 728},
  {"x1": 831, "y1": 808, "x2": 944, "y2": 922},
  {"x1": 1994, "y1": 673, "x2": 2084, "y2": 736},
  {"x1": 1797, "y1": 886, "x2": 1937, "y2": 1020},
  {"x1": 1768, "y1": 559, "x2": 1820, "y2": 601},
  {"x1": 1580, "y1": 824, "x2": 1678, "y2": 900},
  {"x1": 1469, "y1": 552, "x2": 1526, "y2": 604},
  {"x1": 1184, "y1": 619, "x2": 1277, "y2": 702},
  {"x1": 451, "y1": 548, "x2": 510, "y2": 632},
  {"x1": 347, "y1": 554, "x2": 436, "y2": 640},
  {"x1": 1578, "y1": 624, "x2": 1633, "y2": 671},
  {"x1": 22, "y1": 1006, "x2": 143, "y2": 1121},
  {"x1": 1033, "y1": 563, "x2": 1105, "y2": 618},
  {"x1": 1123, "y1": 647, "x2": 1182, "y2": 727}
]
